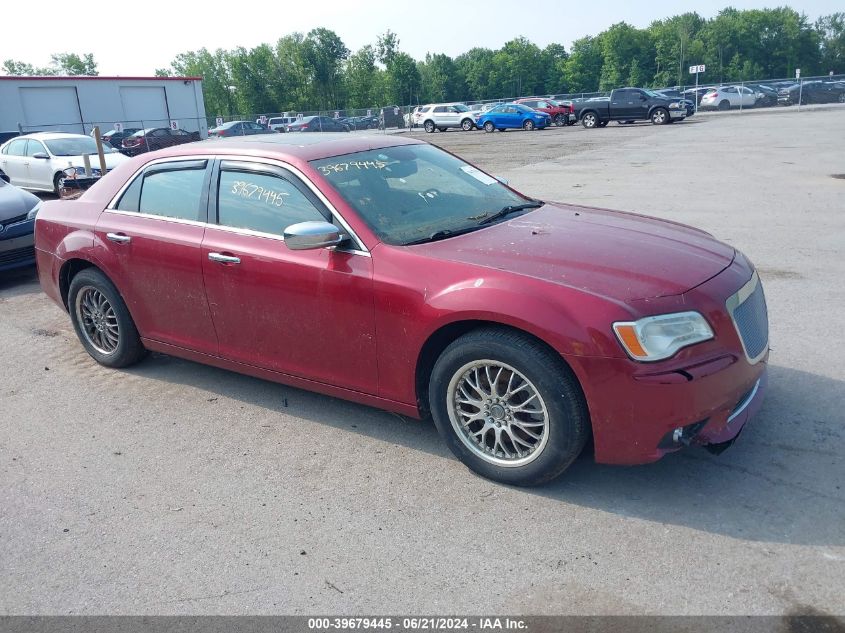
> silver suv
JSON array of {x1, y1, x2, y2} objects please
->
[{"x1": 415, "y1": 103, "x2": 477, "y2": 133}]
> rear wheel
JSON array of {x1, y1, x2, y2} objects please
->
[
  {"x1": 581, "y1": 112, "x2": 598, "y2": 129},
  {"x1": 718, "y1": 100, "x2": 731, "y2": 111},
  {"x1": 424, "y1": 120, "x2": 435, "y2": 133},
  {"x1": 553, "y1": 114, "x2": 565, "y2": 127},
  {"x1": 429, "y1": 328, "x2": 590, "y2": 486},
  {"x1": 483, "y1": 121, "x2": 495, "y2": 133},
  {"x1": 523, "y1": 119, "x2": 536, "y2": 131},
  {"x1": 68, "y1": 268, "x2": 146, "y2": 368}
]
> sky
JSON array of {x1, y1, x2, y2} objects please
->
[{"x1": 1, "y1": 0, "x2": 840, "y2": 76}]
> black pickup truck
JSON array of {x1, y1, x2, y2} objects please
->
[{"x1": 578, "y1": 88, "x2": 688, "y2": 128}]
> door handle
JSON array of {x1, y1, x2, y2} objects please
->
[
  {"x1": 208, "y1": 252, "x2": 241, "y2": 264},
  {"x1": 106, "y1": 232, "x2": 131, "y2": 244}
]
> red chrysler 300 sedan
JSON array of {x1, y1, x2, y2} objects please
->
[{"x1": 33, "y1": 134, "x2": 768, "y2": 485}]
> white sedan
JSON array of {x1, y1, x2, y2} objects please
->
[
  {"x1": 0, "y1": 132, "x2": 129, "y2": 195},
  {"x1": 699, "y1": 86, "x2": 757, "y2": 110}
]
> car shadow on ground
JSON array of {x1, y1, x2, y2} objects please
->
[
  {"x1": 0, "y1": 266, "x2": 39, "y2": 298},
  {"x1": 122, "y1": 354, "x2": 844, "y2": 547}
]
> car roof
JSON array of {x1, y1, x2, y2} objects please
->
[
  {"x1": 166, "y1": 133, "x2": 425, "y2": 162},
  {"x1": 12, "y1": 132, "x2": 91, "y2": 141}
]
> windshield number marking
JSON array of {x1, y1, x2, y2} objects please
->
[{"x1": 318, "y1": 160, "x2": 387, "y2": 175}]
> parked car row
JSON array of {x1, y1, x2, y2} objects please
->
[
  {"x1": 410, "y1": 97, "x2": 576, "y2": 134},
  {"x1": 676, "y1": 80, "x2": 845, "y2": 109}
]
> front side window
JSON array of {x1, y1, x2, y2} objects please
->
[
  {"x1": 26, "y1": 140, "x2": 46, "y2": 156},
  {"x1": 217, "y1": 169, "x2": 326, "y2": 236},
  {"x1": 311, "y1": 144, "x2": 529, "y2": 246}
]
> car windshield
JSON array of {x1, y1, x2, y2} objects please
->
[
  {"x1": 311, "y1": 144, "x2": 531, "y2": 246},
  {"x1": 454, "y1": 104, "x2": 470, "y2": 112},
  {"x1": 44, "y1": 136, "x2": 117, "y2": 156}
]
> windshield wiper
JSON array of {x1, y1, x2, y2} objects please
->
[
  {"x1": 403, "y1": 226, "x2": 481, "y2": 246},
  {"x1": 477, "y1": 200, "x2": 544, "y2": 225}
]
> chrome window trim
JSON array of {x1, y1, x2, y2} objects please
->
[
  {"x1": 725, "y1": 270, "x2": 768, "y2": 365},
  {"x1": 106, "y1": 154, "x2": 370, "y2": 257}
]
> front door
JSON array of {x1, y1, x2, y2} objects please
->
[
  {"x1": 201, "y1": 159, "x2": 378, "y2": 394},
  {"x1": 25, "y1": 139, "x2": 54, "y2": 191},
  {"x1": 94, "y1": 158, "x2": 218, "y2": 355}
]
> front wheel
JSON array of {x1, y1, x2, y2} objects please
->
[
  {"x1": 68, "y1": 268, "x2": 147, "y2": 368},
  {"x1": 651, "y1": 107, "x2": 669, "y2": 125},
  {"x1": 523, "y1": 119, "x2": 535, "y2": 131},
  {"x1": 483, "y1": 121, "x2": 495, "y2": 133},
  {"x1": 461, "y1": 118, "x2": 474, "y2": 131},
  {"x1": 424, "y1": 120, "x2": 435, "y2": 133},
  {"x1": 429, "y1": 328, "x2": 590, "y2": 486}
]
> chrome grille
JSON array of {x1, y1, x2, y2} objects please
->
[{"x1": 726, "y1": 271, "x2": 769, "y2": 364}]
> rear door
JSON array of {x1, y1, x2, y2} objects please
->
[
  {"x1": 95, "y1": 159, "x2": 218, "y2": 354},
  {"x1": 0, "y1": 139, "x2": 29, "y2": 187},
  {"x1": 200, "y1": 159, "x2": 378, "y2": 393}
]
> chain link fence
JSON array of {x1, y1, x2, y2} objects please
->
[{"x1": 12, "y1": 72, "x2": 844, "y2": 152}]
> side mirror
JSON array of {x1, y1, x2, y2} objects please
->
[
  {"x1": 32, "y1": 152, "x2": 50, "y2": 159},
  {"x1": 284, "y1": 221, "x2": 344, "y2": 250}
]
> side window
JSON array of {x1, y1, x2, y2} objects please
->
[
  {"x1": 217, "y1": 169, "x2": 326, "y2": 236},
  {"x1": 26, "y1": 140, "x2": 46, "y2": 156},
  {"x1": 433, "y1": 106, "x2": 446, "y2": 113},
  {"x1": 116, "y1": 174, "x2": 144, "y2": 212},
  {"x1": 137, "y1": 163, "x2": 207, "y2": 221},
  {"x1": 7, "y1": 139, "x2": 27, "y2": 156}
]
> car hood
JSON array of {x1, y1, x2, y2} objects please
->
[
  {"x1": 0, "y1": 181, "x2": 39, "y2": 222},
  {"x1": 58, "y1": 152, "x2": 129, "y2": 169},
  {"x1": 409, "y1": 203, "x2": 735, "y2": 302}
]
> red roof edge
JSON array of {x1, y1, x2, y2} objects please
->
[{"x1": 0, "y1": 76, "x2": 203, "y2": 81}]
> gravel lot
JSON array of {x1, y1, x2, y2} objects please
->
[{"x1": 1, "y1": 108, "x2": 844, "y2": 617}]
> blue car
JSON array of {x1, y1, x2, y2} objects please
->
[
  {"x1": 0, "y1": 174, "x2": 40, "y2": 272},
  {"x1": 475, "y1": 104, "x2": 552, "y2": 132}
]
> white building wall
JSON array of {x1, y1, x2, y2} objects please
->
[{"x1": 0, "y1": 77, "x2": 207, "y2": 137}]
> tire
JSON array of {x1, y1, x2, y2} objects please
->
[
  {"x1": 718, "y1": 100, "x2": 730, "y2": 111},
  {"x1": 429, "y1": 328, "x2": 590, "y2": 486},
  {"x1": 650, "y1": 107, "x2": 669, "y2": 125},
  {"x1": 424, "y1": 120, "x2": 435, "y2": 133},
  {"x1": 523, "y1": 119, "x2": 535, "y2": 131},
  {"x1": 838, "y1": 93, "x2": 845, "y2": 104},
  {"x1": 483, "y1": 121, "x2": 495, "y2": 133},
  {"x1": 461, "y1": 118, "x2": 474, "y2": 131},
  {"x1": 553, "y1": 114, "x2": 565, "y2": 127},
  {"x1": 68, "y1": 268, "x2": 147, "y2": 368},
  {"x1": 53, "y1": 172, "x2": 65, "y2": 197},
  {"x1": 581, "y1": 112, "x2": 598, "y2": 129}
]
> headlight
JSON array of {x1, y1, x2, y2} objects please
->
[
  {"x1": 669, "y1": 102, "x2": 681, "y2": 109},
  {"x1": 613, "y1": 311, "x2": 714, "y2": 362},
  {"x1": 26, "y1": 201, "x2": 41, "y2": 221},
  {"x1": 65, "y1": 166, "x2": 102, "y2": 178}
]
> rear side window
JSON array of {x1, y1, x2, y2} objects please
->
[
  {"x1": 140, "y1": 168, "x2": 205, "y2": 220},
  {"x1": 116, "y1": 161, "x2": 208, "y2": 220},
  {"x1": 6, "y1": 139, "x2": 27, "y2": 156},
  {"x1": 217, "y1": 168, "x2": 326, "y2": 236}
]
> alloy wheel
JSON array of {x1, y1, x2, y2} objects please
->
[{"x1": 75, "y1": 286, "x2": 120, "y2": 355}]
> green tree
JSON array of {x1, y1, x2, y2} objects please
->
[
  {"x1": 302, "y1": 28, "x2": 349, "y2": 109},
  {"x1": 3, "y1": 52, "x2": 98, "y2": 76},
  {"x1": 564, "y1": 37, "x2": 603, "y2": 93},
  {"x1": 816, "y1": 13, "x2": 845, "y2": 73}
]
